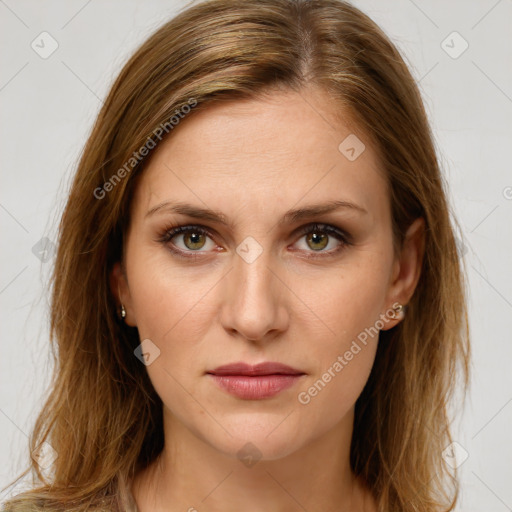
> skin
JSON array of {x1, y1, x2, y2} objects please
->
[{"x1": 111, "y1": 86, "x2": 425, "y2": 512}]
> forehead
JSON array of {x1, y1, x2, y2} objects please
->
[{"x1": 131, "y1": 88, "x2": 388, "y2": 223}]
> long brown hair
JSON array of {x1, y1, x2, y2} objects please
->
[{"x1": 1, "y1": 1, "x2": 470, "y2": 510}]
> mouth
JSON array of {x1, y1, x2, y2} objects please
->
[{"x1": 206, "y1": 361, "x2": 306, "y2": 400}]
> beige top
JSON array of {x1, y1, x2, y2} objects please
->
[
  {"x1": 118, "y1": 474, "x2": 140, "y2": 512},
  {"x1": 125, "y1": 490, "x2": 139, "y2": 512}
]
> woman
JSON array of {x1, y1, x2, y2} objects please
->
[{"x1": 1, "y1": 0, "x2": 470, "y2": 510}]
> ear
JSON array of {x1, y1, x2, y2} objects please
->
[
  {"x1": 381, "y1": 217, "x2": 425, "y2": 330},
  {"x1": 110, "y1": 262, "x2": 137, "y2": 327}
]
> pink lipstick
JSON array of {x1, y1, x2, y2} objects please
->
[{"x1": 207, "y1": 361, "x2": 305, "y2": 400}]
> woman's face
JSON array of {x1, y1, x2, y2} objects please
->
[{"x1": 113, "y1": 87, "x2": 422, "y2": 461}]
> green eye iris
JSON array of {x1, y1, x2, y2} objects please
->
[
  {"x1": 183, "y1": 231, "x2": 207, "y2": 250},
  {"x1": 306, "y1": 231, "x2": 329, "y2": 251}
]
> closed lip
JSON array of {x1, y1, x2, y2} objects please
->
[{"x1": 207, "y1": 361, "x2": 305, "y2": 376}]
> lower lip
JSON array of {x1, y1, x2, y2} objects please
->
[{"x1": 208, "y1": 374, "x2": 304, "y2": 399}]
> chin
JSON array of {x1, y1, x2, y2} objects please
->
[{"x1": 198, "y1": 417, "x2": 306, "y2": 463}]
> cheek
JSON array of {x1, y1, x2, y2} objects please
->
[
  {"x1": 124, "y1": 250, "x2": 236, "y2": 421},
  {"x1": 125, "y1": 254, "x2": 216, "y2": 422},
  {"x1": 294, "y1": 339, "x2": 377, "y2": 440},
  {"x1": 291, "y1": 248, "x2": 392, "y2": 343},
  {"x1": 290, "y1": 253, "x2": 390, "y2": 417},
  {"x1": 292, "y1": 281, "x2": 382, "y2": 430},
  {"x1": 127, "y1": 244, "x2": 219, "y2": 340}
]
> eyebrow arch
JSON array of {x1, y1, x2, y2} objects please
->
[{"x1": 145, "y1": 199, "x2": 367, "y2": 227}]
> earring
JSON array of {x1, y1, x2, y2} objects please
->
[
  {"x1": 391, "y1": 303, "x2": 404, "y2": 319},
  {"x1": 117, "y1": 283, "x2": 126, "y2": 320}
]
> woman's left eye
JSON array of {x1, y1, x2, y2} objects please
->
[
  {"x1": 156, "y1": 222, "x2": 350, "y2": 260},
  {"x1": 293, "y1": 223, "x2": 350, "y2": 258}
]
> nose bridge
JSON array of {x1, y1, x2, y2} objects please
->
[{"x1": 221, "y1": 239, "x2": 288, "y2": 341}]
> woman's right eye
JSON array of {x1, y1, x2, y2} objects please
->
[{"x1": 157, "y1": 224, "x2": 217, "y2": 258}]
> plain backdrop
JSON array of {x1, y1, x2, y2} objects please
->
[{"x1": 1, "y1": 0, "x2": 511, "y2": 510}]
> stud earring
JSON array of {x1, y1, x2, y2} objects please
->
[
  {"x1": 117, "y1": 283, "x2": 126, "y2": 320},
  {"x1": 390, "y1": 303, "x2": 404, "y2": 320}
]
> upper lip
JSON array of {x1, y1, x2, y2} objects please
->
[{"x1": 207, "y1": 362, "x2": 305, "y2": 376}]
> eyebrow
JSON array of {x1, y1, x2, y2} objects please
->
[{"x1": 145, "y1": 199, "x2": 367, "y2": 227}]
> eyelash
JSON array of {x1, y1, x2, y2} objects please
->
[{"x1": 156, "y1": 222, "x2": 352, "y2": 261}]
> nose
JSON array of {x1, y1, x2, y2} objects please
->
[{"x1": 219, "y1": 246, "x2": 289, "y2": 343}]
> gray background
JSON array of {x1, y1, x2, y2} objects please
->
[{"x1": 1, "y1": 0, "x2": 511, "y2": 509}]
